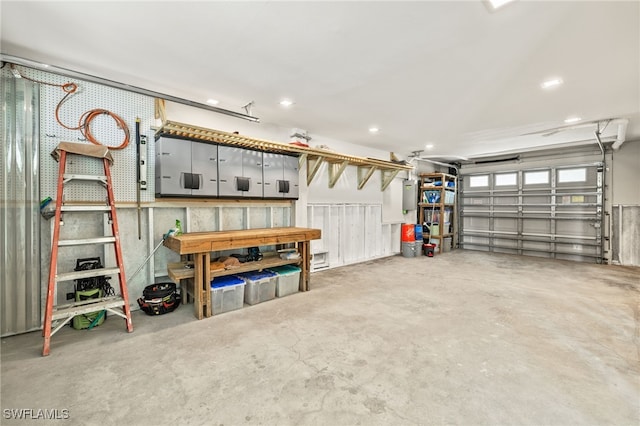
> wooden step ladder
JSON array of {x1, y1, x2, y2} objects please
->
[{"x1": 43, "y1": 143, "x2": 133, "y2": 356}]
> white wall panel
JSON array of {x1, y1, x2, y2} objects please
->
[{"x1": 308, "y1": 203, "x2": 393, "y2": 271}]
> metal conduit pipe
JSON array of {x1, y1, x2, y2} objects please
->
[
  {"x1": 611, "y1": 119, "x2": 628, "y2": 151},
  {"x1": 0, "y1": 53, "x2": 260, "y2": 123},
  {"x1": 408, "y1": 157, "x2": 459, "y2": 175},
  {"x1": 594, "y1": 129, "x2": 605, "y2": 161}
]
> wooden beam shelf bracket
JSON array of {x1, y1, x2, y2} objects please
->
[
  {"x1": 381, "y1": 169, "x2": 401, "y2": 191},
  {"x1": 306, "y1": 155, "x2": 324, "y2": 186},
  {"x1": 357, "y1": 165, "x2": 377, "y2": 190},
  {"x1": 328, "y1": 160, "x2": 349, "y2": 188}
]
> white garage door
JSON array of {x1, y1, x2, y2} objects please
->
[{"x1": 460, "y1": 162, "x2": 604, "y2": 263}]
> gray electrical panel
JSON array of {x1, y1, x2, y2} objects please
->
[
  {"x1": 263, "y1": 153, "x2": 300, "y2": 199},
  {"x1": 155, "y1": 136, "x2": 218, "y2": 197},
  {"x1": 402, "y1": 179, "x2": 417, "y2": 211},
  {"x1": 218, "y1": 146, "x2": 264, "y2": 198}
]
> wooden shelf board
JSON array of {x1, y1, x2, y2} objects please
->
[{"x1": 168, "y1": 255, "x2": 301, "y2": 282}]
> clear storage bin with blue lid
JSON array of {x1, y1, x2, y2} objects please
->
[
  {"x1": 236, "y1": 270, "x2": 277, "y2": 305},
  {"x1": 211, "y1": 275, "x2": 244, "y2": 288}
]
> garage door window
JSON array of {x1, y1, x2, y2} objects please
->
[
  {"x1": 495, "y1": 173, "x2": 517, "y2": 186},
  {"x1": 469, "y1": 175, "x2": 489, "y2": 187},
  {"x1": 524, "y1": 171, "x2": 549, "y2": 185},
  {"x1": 558, "y1": 168, "x2": 586, "y2": 183}
]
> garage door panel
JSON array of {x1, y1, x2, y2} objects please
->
[
  {"x1": 461, "y1": 162, "x2": 603, "y2": 263},
  {"x1": 494, "y1": 218, "x2": 517, "y2": 232},
  {"x1": 494, "y1": 195, "x2": 518, "y2": 205},
  {"x1": 493, "y1": 237, "x2": 518, "y2": 249},
  {"x1": 523, "y1": 219, "x2": 550, "y2": 234},
  {"x1": 526, "y1": 195, "x2": 551, "y2": 205},
  {"x1": 464, "y1": 217, "x2": 490, "y2": 230},
  {"x1": 464, "y1": 236, "x2": 490, "y2": 251},
  {"x1": 556, "y1": 220, "x2": 595, "y2": 239}
]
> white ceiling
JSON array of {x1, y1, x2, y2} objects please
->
[{"x1": 2, "y1": 1, "x2": 639, "y2": 160}]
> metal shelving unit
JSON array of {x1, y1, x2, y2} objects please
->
[{"x1": 417, "y1": 172, "x2": 458, "y2": 254}]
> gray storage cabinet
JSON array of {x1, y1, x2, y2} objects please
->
[
  {"x1": 218, "y1": 146, "x2": 263, "y2": 198},
  {"x1": 155, "y1": 136, "x2": 218, "y2": 197},
  {"x1": 191, "y1": 142, "x2": 219, "y2": 197},
  {"x1": 263, "y1": 153, "x2": 299, "y2": 199}
]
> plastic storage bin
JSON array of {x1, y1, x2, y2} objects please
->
[
  {"x1": 423, "y1": 190, "x2": 440, "y2": 203},
  {"x1": 444, "y1": 191, "x2": 455, "y2": 204},
  {"x1": 210, "y1": 276, "x2": 245, "y2": 315},
  {"x1": 237, "y1": 271, "x2": 277, "y2": 305},
  {"x1": 268, "y1": 265, "x2": 301, "y2": 297},
  {"x1": 414, "y1": 224, "x2": 423, "y2": 241}
]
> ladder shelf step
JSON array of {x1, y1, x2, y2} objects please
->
[
  {"x1": 63, "y1": 174, "x2": 107, "y2": 183},
  {"x1": 52, "y1": 296, "x2": 127, "y2": 320},
  {"x1": 58, "y1": 236, "x2": 116, "y2": 246},
  {"x1": 60, "y1": 205, "x2": 111, "y2": 212},
  {"x1": 55, "y1": 267, "x2": 121, "y2": 283}
]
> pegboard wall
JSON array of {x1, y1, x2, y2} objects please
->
[{"x1": 22, "y1": 67, "x2": 156, "y2": 203}]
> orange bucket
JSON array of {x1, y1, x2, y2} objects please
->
[{"x1": 401, "y1": 224, "x2": 415, "y2": 242}]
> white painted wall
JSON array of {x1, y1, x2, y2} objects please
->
[
  {"x1": 611, "y1": 139, "x2": 640, "y2": 205},
  {"x1": 610, "y1": 140, "x2": 640, "y2": 266}
]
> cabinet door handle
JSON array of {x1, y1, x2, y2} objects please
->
[
  {"x1": 183, "y1": 172, "x2": 192, "y2": 189},
  {"x1": 192, "y1": 174, "x2": 202, "y2": 190}
]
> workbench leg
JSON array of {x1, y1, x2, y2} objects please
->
[
  {"x1": 203, "y1": 252, "x2": 212, "y2": 317},
  {"x1": 300, "y1": 240, "x2": 310, "y2": 291},
  {"x1": 194, "y1": 254, "x2": 204, "y2": 320}
]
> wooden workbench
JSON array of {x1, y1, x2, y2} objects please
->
[{"x1": 164, "y1": 227, "x2": 321, "y2": 319}]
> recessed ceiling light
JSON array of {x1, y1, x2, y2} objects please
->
[
  {"x1": 369, "y1": 127, "x2": 380, "y2": 133},
  {"x1": 206, "y1": 99, "x2": 219, "y2": 105},
  {"x1": 280, "y1": 99, "x2": 293, "y2": 107},
  {"x1": 564, "y1": 117, "x2": 582, "y2": 124},
  {"x1": 425, "y1": 144, "x2": 434, "y2": 150},
  {"x1": 541, "y1": 78, "x2": 563, "y2": 90},
  {"x1": 487, "y1": 0, "x2": 515, "y2": 10}
]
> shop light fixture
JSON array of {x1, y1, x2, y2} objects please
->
[
  {"x1": 280, "y1": 99, "x2": 293, "y2": 107},
  {"x1": 541, "y1": 78, "x2": 563, "y2": 90},
  {"x1": 487, "y1": 0, "x2": 515, "y2": 10},
  {"x1": 564, "y1": 116, "x2": 582, "y2": 124},
  {"x1": 369, "y1": 127, "x2": 380, "y2": 133},
  {"x1": 425, "y1": 144, "x2": 434, "y2": 150}
]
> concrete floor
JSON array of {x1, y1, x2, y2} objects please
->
[{"x1": 1, "y1": 250, "x2": 639, "y2": 425}]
